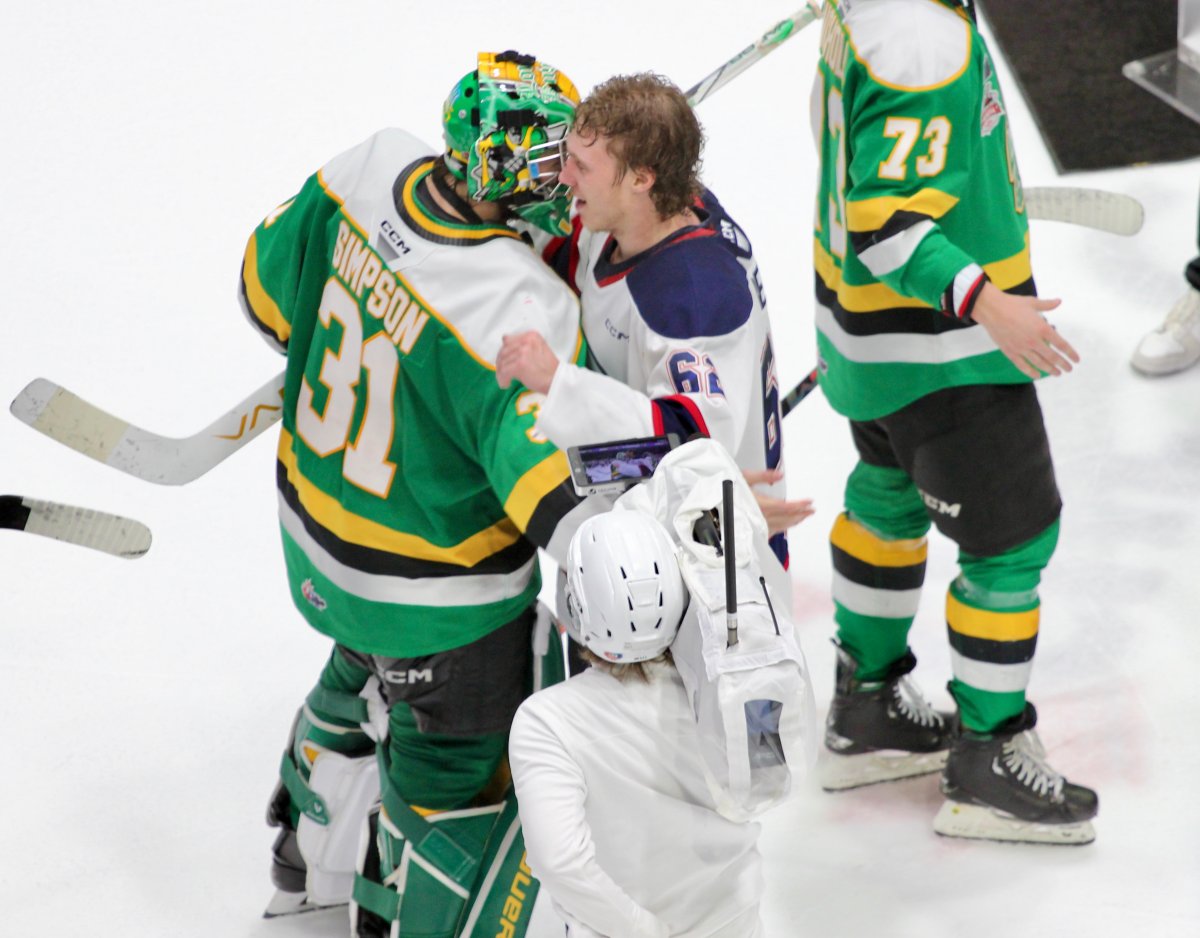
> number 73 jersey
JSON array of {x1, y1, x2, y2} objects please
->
[{"x1": 812, "y1": 0, "x2": 1034, "y2": 422}]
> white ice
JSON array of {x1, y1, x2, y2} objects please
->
[{"x1": 1, "y1": 2, "x2": 1197, "y2": 936}]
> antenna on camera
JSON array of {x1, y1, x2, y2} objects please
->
[{"x1": 722, "y1": 479, "x2": 738, "y2": 647}]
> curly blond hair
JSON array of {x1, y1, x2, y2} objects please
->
[{"x1": 574, "y1": 73, "x2": 703, "y2": 218}]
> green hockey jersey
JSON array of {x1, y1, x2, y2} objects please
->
[
  {"x1": 813, "y1": 0, "x2": 1033, "y2": 421},
  {"x1": 240, "y1": 128, "x2": 592, "y2": 657}
]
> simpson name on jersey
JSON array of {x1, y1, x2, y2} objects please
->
[{"x1": 240, "y1": 128, "x2": 588, "y2": 657}]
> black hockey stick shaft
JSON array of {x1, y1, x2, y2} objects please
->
[
  {"x1": 0, "y1": 495, "x2": 32, "y2": 532},
  {"x1": 780, "y1": 367, "x2": 820, "y2": 418}
]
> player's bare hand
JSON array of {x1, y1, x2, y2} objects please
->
[
  {"x1": 971, "y1": 282, "x2": 1079, "y2": 379},
  {"x1": 497, "y1": 330, "x2": 561, "y2": 392},
  {"x1": 743, "y1": 468, "x2": 815, "y2": 535}
]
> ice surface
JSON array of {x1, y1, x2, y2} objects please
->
[{"x1": 1, "y1": 2, "x2": 1197, "y2": 935}]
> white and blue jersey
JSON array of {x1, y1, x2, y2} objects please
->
[{"x1": 534, "y1": 189, "x2": 789, "y2": 566}]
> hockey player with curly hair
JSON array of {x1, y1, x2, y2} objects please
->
[
  {"x1": 239, "y1": 51, "x2": 609, "y2": 936},
  {"x1": 495, "y1": 73, "x2": 813, "y2": 562},
  {"x1": 811, "y1": 0, "x2": 1098, "y2": 843}
]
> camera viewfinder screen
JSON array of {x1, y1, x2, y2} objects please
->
[{"x1": 580, "y1": 437, "x2": 673, "y2": 484}]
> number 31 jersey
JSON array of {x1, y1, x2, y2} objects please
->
[{"x1": 239, "y1": 128, "x2": 589, "y2": 658}]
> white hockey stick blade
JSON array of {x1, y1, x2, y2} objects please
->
[
  {"x1": 10, "y1": 371, "x2": 286, "y2": 486},
  {"x1": 0, "y1": 495, "x2": 151, "y2": 558},
  {"x1": 684, "y1": 1, "x2": 822, "y2": 107},
  {"x1": 1025, "y1": 187, "x2": 1144, "y2": 236}
]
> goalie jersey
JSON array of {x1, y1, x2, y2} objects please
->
[
  {"x1": 537, "y1": 189, "x2": 789, "y2": 565},
  {"x1": 813, "y1": 0, "x2": 1035, "y2": 421},
  {"x1": 239, "y1": 128, "x2": 592, "y2": 658}
]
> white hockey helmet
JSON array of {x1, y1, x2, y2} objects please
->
[{"x1": 564, "y1": 511, "x2": 688, "y2": 663}]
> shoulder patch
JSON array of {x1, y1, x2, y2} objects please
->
[
  {"x1": 846, "y1": 0, "x2": 971, "y2": 90},
  {"x1": 627, "y1": 239, "x2": 753, "y2": 340}
]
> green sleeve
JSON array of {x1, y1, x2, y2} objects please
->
[
  {"x1": 844, "y1": 72, "x2": 979, "y2": 307},
  {"x1": 239, "y1": 172, "x2": 341, "y2": 349}
]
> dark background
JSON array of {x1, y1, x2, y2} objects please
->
[{"x1": 979, "y1": 0, "x2": 1200, "y2": 170}]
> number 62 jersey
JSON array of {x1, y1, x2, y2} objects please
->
[{"x1": 536, "y1": 189, "x2": 789, "y2": 563}]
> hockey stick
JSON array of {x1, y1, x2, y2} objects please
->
[
  {"x1": 9, "y1": 372, "x2": 286, "y2": 486},
  {"x1": 780, "y1": 367, "x2": 819, "y2": 417},
  {"x1": 684, "y1": 1, "x2": 823, "y2": 107},
  {"x1": 0, "y1": 495, "x2": 151, "y2": 558},
  {"x1": 679, "y1": 4, "x2": 1144, "y2": 238},
  {"x1": 1024, "y1": 187, "x2": 1143, "y2": 236}
]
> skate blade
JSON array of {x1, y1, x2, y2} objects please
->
[
  {"x1": 932, "y1": 801, "x2": 1096, "y2": 845},
  {"x1": 262, "y1": 889, "x2": 347, "y2": 919},
  {"x1": 819, "y1": 747, "x2": 948, "y2": 791}
]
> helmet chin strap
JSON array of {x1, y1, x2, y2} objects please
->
[{"x1": 428, "y1": 166, "x2": 488, "y2": 225}]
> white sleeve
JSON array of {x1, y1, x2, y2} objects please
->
[
  {"x1": 536, "y1": 312, "x2": 760, "y2": 462},
  {"x1": 509, "y1": 705, "x2": 670, "y2": 938},
  {"x1": 536, "y1": 364, "x2": 656, "y2": 448}
]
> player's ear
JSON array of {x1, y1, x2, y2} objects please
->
[{"x1": 630, "y1": 165, "x2": 655, "y2": 194}]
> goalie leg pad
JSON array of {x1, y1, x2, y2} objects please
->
[
  {"x1": 351, "y1": 801, "x2": 510, "y2": 938},
  {"x1": 296, "y1": 750, "x2": 381, "y2": 908},
  {"x1": 351, "y1": 744, "x2": 539, "y2": 938}
]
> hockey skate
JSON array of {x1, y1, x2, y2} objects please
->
[
  {"x1": 1131, "y1": 286, "x2": 1200, "y2": 375},
  {"x1": 819, "y1": 644, "x2": 953, "y2": 791},
  {"x1": 933, "y1": 704, "x2": 1098, "y2": 845}
]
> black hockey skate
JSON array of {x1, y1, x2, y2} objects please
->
[
  {"x1": 820, "y1": 644, "x2": 953, "y2": 791},
  {"x1": 934, "y1": 703, "x2": 1098, "y2": 844}
]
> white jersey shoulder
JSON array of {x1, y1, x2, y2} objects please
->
[
  {"x1": 320, "y1": 127, "x2": 431, "y2": 220},
  {"x1": 843, "y1": 0, "x2": 971, "y2": 90},
  {"x1": 430, "y1": 238, "x2": 581, "y2": 368},
  {"x1": 321, "y1": 128, "x2": 582, "y2": 369}
]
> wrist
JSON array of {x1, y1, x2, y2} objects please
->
[{"x1": 941, "y1": 264, "x2": 989, "y2": 322}]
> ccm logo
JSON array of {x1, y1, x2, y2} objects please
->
[
  {"x1": 919, "y1": 489, "x2": 961, "y2": 518},
  {"x1": 381, "y1": 219, "x2": 412, "y2": 255},
  {"x1": 384, "y1": 668, "x2": 433, "y2": 684}
]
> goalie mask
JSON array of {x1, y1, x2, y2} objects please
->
[
  {"x1": 442, "y1": 50, "x2": 580, "y2": 236},
  {"x1": 564, "y1": 511, "x2": 688, "y2": 664}
]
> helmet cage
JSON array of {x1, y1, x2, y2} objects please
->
[{"x1": 525, "y1": 126, "x2": 570, "y2": 200}]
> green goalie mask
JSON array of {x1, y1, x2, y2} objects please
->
[{"x1": 442, "y1": 50, "x2": 579, "y2": 236}]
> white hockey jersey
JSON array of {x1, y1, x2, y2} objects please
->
[{"x1": 534, "y1": 190, "x2": 789, "y2": 565}]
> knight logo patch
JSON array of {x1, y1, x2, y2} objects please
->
[
  {"x1": 980, "y1": 58, "x2": 1004, "y2": 137},
  {"x1": 301, "y1": 578, "x2": 327, "y2": 611}
]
